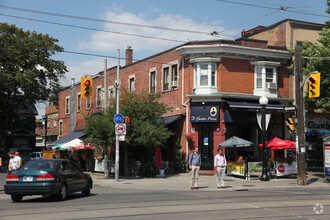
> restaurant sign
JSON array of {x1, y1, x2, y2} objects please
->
[{"x1": 190, "y1": 105, "x2": 219, "y2": 123}]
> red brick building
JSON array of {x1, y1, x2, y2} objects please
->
[{"x1": 55, "y1": 38, "x2": 292, "y2": 172}]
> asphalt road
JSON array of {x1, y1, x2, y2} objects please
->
[{"x1": 0, "y1": 184, "x2": 329, "y2": 220}]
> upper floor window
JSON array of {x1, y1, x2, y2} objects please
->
[
  {"x1": 163, "y1": 67, "x2": 170, "y2": 91},
  {"x1": 150, "y1": 70, "x2": 156, "y2": 93},
  {"x1": 59, "y1": 120, "x2": 63, "y2": 136},
  {"x1": 65, "y1": 96, "x2": 70, "y2": 114},
  {"x1": 129, "y1": 76, "x2": 135, "y2": 92},
  {"x1": 162, "y1": 62, "x2": 179, "y2": 92},
  {"x1": 96, "y1": 87, "x2": 102, "y2": 107},
  {"x1": 192, "y1": 62, "x2": 218, "y2": 94},
  {"x1": 251, "y1": 61, "x2": 280, "y2": 98},
  {"x1": 77, "y1": 94, "x2": 81, "y2": 112},
  {"x1": 86, "y1": 98, "x2": 91, "y2": 110}
]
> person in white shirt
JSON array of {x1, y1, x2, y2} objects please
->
[
  {"x1": 14, "y1": 151, "x2": 22, "y2": 170},
  {"x1": 214, "y1": 148, "x2": 227, "y2": 189}
]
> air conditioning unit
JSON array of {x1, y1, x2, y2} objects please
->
[
  {"x1": 266, "y1": 82, "x2": 277, "y2": 89},
  {"x1": 170, "y1": 81, "x2": 178, "y2": 88}
]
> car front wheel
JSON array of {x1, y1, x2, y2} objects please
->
[
  {"x1": 82, "y1": 180, "x2": 92, "y2": 196},
  {"x1": 11, "y1": 195, "x2": 23, "y2": 202}
]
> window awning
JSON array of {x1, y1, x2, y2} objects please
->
[
  {"x1": 226, "y1": 100, "x2": 284, "y2": 112},
  {"x1": 161, "y1": 114, "x2": 185, "y2": 126},
  {"x1": 48, "y1": 131, "x2": 86, "y2": 147}
]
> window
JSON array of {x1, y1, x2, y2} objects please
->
[
  {"x1": 172, "y1": 64, "x2": 178, "y2": 82},
  {"x1": 53, "y1": 120, "x2": 57, "y2": 127},
  {"x1": 163, "y1": 67, "x2": 170, "y2": 91},
  {"x1": 14, "y1": 138, "x2": 29, "y2": 149},
  {"x1": 59, "y1": 120, "x2": 63, "y2": 136},
  {"x1": 192, "y1": 62, "x2": 218, "y2": 94},
  {"x1": 150, "y1": 71, "x2": 156, "y2": 93},
  {"x1": 97, "y1": 87, "x2": 102, "y2": 107},
  {"x1": 129, "y1": 77, "x2": 135, "y2": 92},
  {"x1": 251, "y1": 61, "x2": 280, "y2": 97},
  {"x1": 77, "y1": 94, "x2": 81, "y2": 112},
  {"x1": 86, "y1": 98, "x2": 91, "y2": 109},
  {"x1": 65, "y1": 96, "x2": 70, "y2": 114}
]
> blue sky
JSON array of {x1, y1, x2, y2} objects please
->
[{"x1": 0, "y1": 0, "x2": 329, "y2": 116}]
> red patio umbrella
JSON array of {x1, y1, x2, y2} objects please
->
[
  {"x1": 72, "y1": 143, "x2": 95, "y2": 150},
  {"x1": 154, "y1": 145, "x2": 163, "y2": 168},
  {"x1": 259, "y1": 137, "x2": 296, "y2": 150}
]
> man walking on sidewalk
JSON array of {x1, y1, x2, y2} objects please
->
[
  {"x1": 189, "y1": 147, "x2": 201, "y2": 190},
  {"x1": 214, "y1": 148, "x2": 227, "y2": 189}
]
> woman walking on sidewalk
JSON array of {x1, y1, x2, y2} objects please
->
[
  {"x1": 214, "y1": 148, "x2": 227, "y2": 189},
  {"x1": 188, "y1": 147, "x2": 201, "y2": 190}
]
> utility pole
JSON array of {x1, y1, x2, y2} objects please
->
[
  {"x1": 295, "y1": 45, "x2": 307, "y2": 185},
  {"x1": 104, "y1": 59, "x2": 108, "y2": 109},
  {"x1": 115, "y1": 49, "x2": 120, "y2": 182}
]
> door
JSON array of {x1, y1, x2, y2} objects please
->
[{"x1": 198, "y1": 123, "x2": 214, "y2": 170}]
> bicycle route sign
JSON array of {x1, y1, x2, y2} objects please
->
[
  {"x1": 114, "y1": 113, "x2": 124, "y2": 124},
  {"x1": 115, "y1": 123, "x2": 126, "y2": 135}
]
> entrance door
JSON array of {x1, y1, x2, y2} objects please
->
[{"x1": 198, "y1": 123, "x2": 214, "y2": 170}]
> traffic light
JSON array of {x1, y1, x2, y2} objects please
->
[
  {"x1": 286, "y1": 117, "x2": 295, "y2": 131},
  {"x1": 124, "y1": 117, "x2": 132, "y2": 126},
  {"x1": 81, "y1": 77, "x2": 92, "y2": 98},
  {"x1": 308, "y1": 72, "x2": 320, "y2": 98}
]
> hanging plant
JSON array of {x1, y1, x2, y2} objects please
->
[{"x1": 185, "y1": 134, "x2": 193, "y2": 142}]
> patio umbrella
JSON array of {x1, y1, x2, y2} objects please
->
[
  {"x1": 219, "y1": 136, "x2": 253, "y2": 148},
  {"x1": 154, "y1": 145, "x2": 163, "y2": 168},
  {"x1": 51, "y1": 142, "x2": 66, "y2": 149},
  {"x1": 259, "y1": 137, "x2": 295, "y2": 150},
  {"x1": 60, "y1": 138, "x2": 83, "y2": 150},
  {"x1": 219, "y1": 136, "x2": 253, "y2": 160},
  {"x1": 72, "y1": 143, "x2": 95, "y2": 150}
]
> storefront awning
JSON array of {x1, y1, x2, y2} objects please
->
[
  {"x1": 161, "y1": 114, "x2": 185, "y2": 125},
  {"x1": 306, "y1": 129, "x2": 330, "y2": 137},
  {"x1": 226, "y1": 101, "x2": 284, "y2": 112},
  {"x1": 48, "y1": 131, "x2": 86, "y2": 147}
]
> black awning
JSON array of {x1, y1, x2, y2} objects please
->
[
  {"x1": 226, "y1": 100, "x2": 284, "y2": 112},
  {"x1": 48, "y1": 131, "x2": 86, "y2": 147},
  {"x1": 161, "y1": 114, "x2": 185, "y2": 125}
]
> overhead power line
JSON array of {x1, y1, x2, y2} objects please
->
[
  {"x1": 0, "y1": 5, "x2": 220, "y2": 36},
  {"x1": 216, "y1": 0, "x2": 330, "y2": 18}
]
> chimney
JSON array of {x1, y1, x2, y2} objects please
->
[{"x1": 125, "y1": 46, "x2": 133, "y2": 65}]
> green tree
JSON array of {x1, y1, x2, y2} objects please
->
[
  {"x1": 0, "y1": 23, "x2": 67, "y2": 133},
  {"x1": 302, "y1": 2, "x2": 330, "y2": 114},
  {"x1": 84, "y1": 90, "x2": 173, "y2": 176}
]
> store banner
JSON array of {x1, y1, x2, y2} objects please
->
[
  {"x1": 275, "y1": 161, "x2": 297, "y2": 176},
  {"x1": 190, "y1": 105, "x2": 219, "y2": 123}
]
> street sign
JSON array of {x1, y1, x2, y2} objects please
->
[
  {"x1": 283, "y1": 106, "x2": 296, "y2": 112},
  {"x1": 114, "y1": 113, "x2": 124, "y2": 124},
  {"x1": 119, "y1": 135, "x2": 126, "y2": 141},
  {"x1": 115, "y1": 124, "x2": 126, "y2": 135}
]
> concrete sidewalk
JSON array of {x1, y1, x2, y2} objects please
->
[
  {"x1": 1, "y1": 172, "x2": 328, "y2": 193},
  {"x1": 89, "y1": 171, "x2": 329, "y2": 191}
]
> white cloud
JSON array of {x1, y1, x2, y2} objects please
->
[{"x1": 76, "y1": 6, "x2": 236, "y2": 54}]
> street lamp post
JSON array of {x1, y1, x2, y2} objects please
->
[{"x1": 259, "y1": 96, "x2": 270, "y2": 181}]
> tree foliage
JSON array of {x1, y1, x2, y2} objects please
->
[
  {"x1": 84, "y1": 89, "x2": 173, "y2": 150},
  {"x1": 0, "y1": 23, "x2": 67, "y2": 132},
  {"x1": 302, "y1": 2, "x2": 330, "y2": 114}
]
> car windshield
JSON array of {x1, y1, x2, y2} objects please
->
[{"x1": 22, "y1": 160, "x2": 61, "y2": 171}]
